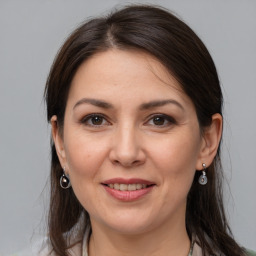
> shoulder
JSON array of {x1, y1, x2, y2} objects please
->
[
  {"x1": 9, "y1": 237, "x2": 52, "y2": 256},
  {"x1": 10, "y1": 231, "x2": 87, "y2": 256},
  {"x1": 245, "y1": 248, "x2": 256, "y2": 256},
  {"x1": 193, "y1": 235, "x2": 256, "y2": 256}
]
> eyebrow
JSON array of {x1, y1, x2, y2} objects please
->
[
  {"x1": 73, "y1": 98, "x2": 184, "y2": 111},
  {"x1": 73, "y1": 98, "x2": 113, "y2": 110},
  {"x1": 139, "y1": 99, "x2": 184, "y2": 111}
]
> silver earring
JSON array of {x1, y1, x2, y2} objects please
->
[
  {"x1": 198, "y1": 163, "x2": 207, "y2": 185},
  {"x1": 60, "y1": 168, "x2": 71, "y2": 189}
]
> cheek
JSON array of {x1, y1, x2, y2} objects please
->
[
  {"x1": 64, "y1": 133, "x2": 109, "y2": 178},
  {"x1": 63, "y1": 135, "x2": 109, "y2": 211},
  {"x1": 149, "y1": 131, "x2": 201, "y2": 185},
  {"x1": 153, "y1": 137, "x2": 200, "y2": 167}
]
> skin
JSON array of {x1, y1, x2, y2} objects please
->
[{"x1": 52, "y1": 49, "x2": 222, "y2": 256}]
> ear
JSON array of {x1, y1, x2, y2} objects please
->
[
  {"x1": 196, "y1": 113, "x2": 223, "y2": 170},
  {"x1": 51, "y1": 115, "x2": 67, "y2": 169}
]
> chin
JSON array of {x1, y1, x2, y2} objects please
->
[
  {"x1": 93, "y1": 211, "x2": 159, "y2": 236},
  {"x1": 108, "y1": 221, "x2": 153, "y2": 235}
]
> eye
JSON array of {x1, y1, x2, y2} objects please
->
[
  {"x1": 81, "y1": 114, "x2": 109, "y2": 127},
  {"x1": 146, "y1": 114, "x2": 176, "y2": 127}
]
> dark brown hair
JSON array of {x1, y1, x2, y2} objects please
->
[{"x1": 45, "y1": 5, "x2": 245, "y2": 256}]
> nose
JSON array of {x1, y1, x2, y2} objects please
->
[{"x1": 109, "y1": 123, "x2": 146, "y2": 168}]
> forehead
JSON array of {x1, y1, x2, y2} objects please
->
[{"x1": 68, "y1": 49, "x2": 191, "y2": 108}]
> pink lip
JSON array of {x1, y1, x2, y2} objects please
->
[
  {"x1": 101, "y1": 178, "x2": 155, "y2": 202},
  {"x1": 102, "y1": 178, "x2": 154, "y2": 185}
]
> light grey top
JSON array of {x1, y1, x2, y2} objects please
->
[
  {"x1": 10, "y1": 232, "x2": 256, "y2": 256},
  {"x1": 10, "y1": 233, "x2": 205, "y2": 256}
]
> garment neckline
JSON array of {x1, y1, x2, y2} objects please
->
[{"x1": 82, "y1": 230, "x2": 196, "y2": 256}]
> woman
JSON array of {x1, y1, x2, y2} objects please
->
[{"x1": 42, "y1": 5, "x2": 255, "y2": 256}]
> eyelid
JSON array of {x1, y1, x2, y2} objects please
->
[
  {"x1": 145, "y1": 114, "x2": 177, "y2": 126},
  {"x1": 80, "y1": 113, "x2": 176, "y2": 128},
  {"x1": 81, "y1": 113, "x2": 111, "y2": 126}
]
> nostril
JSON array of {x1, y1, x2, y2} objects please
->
[
  {"x1": 109, "y1": 145, "x2": 146, "y2": 167},
  {"x1": 133, "y1": 160, "x2": 142, "y2": 166},
  {"x1": 113, "y1": 160, "x2": 120, "y2": 165},
  {"x1": 112, "y1": 159, "x2": 143, "y2": 167}
]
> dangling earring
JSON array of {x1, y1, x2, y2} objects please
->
[
  {"x1": 198, "y1": 163, "x2": 208, "y2": 185},
  {"x1": 60, "y1": 167, "x2": 71, "y2": 189}
]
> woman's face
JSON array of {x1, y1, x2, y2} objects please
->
[{"x1": 54, "y1": 49, "x2": 206, "y2": 235}]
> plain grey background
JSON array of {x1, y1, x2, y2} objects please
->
[{"x1": 0, "y1": 0, "x2": 255, "y2": 255}]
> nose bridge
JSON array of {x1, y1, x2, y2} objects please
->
[
  {"x1": 110, "y1": 120, "x2": 144, "y2": 167},
  {"x1": 119, "y1": 122, "x2": 136, "y2": 151}
]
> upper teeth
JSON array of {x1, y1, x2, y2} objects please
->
[{"x1": 107, "y1": 183, "x2": 147, "y2": 191}]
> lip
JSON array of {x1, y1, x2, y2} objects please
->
[
  {"x1": 102, "y1": 178, "x2": 155, "y2": 185},
  {"x1": 101, "y1": 178, "x2": 156, "y2": 202}
]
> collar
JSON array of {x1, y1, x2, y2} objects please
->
[{"x1": 81, "y1": 231, "x2": 201, "y2": 256}]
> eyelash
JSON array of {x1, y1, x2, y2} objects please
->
[
  {"x1": 146, "y1": 114, "x2": 176, "y2": 127},
  {"x1": 81, "y1": 114, "x2": 110, "y2": 127},
  {"x1": 80, "y1": 113, "x2": 176, "y2": 128}
]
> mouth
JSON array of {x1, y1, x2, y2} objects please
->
[
  {"x1": 103, "y1": 183, "x2": 154, "y2": 191},
  {"x1": 101, "y1": 178, "x2": 156, "y2": 201}
]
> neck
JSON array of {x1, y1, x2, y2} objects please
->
[{"x1": 88, "y1": 215, "x2": 190, "y2": 256}]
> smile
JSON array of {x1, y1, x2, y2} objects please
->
[
  {"x1": 106, "y1": 183, "x2": 149, "y2": 191},
  {"x1": 102, "y1": 178, "x2": 155, "y2": 201}
]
